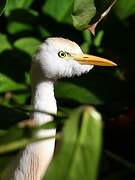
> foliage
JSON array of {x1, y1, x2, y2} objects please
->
[
  {"x1": 0, "y1": 0, "x2": 7, "y2": 15},
  {"x1": 0, "y1": 0, "x2": 135, "y2": 179},
  {"x1": 72, "y1": 0, "x2": 96, "y2": 30},
  {"x1": 44, "y1": 107, "x2": 102, "y2": 180}
]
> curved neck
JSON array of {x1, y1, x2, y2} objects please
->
[
  {"x1": 31, "y1": 80, "x2": 57, "y2": 125},
  {"x1": 10, "y1": 76, "x2": 57, "y2": 180}
]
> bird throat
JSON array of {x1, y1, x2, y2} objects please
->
[{"x1": 31, "y1": 80, "x2": 57, "y2": 125}]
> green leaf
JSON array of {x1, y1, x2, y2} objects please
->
[
  {"x1": 55, "y1": 82, "x2": 102, "y2": 105},
  {"x1": 13, "y1": 93, "x2": 29, "y2": 105},
  {"x1": 0, "y1": 121, "x2": 57, "y2": 154},
  {"x1": 14, "y1": 37, "x2": 40, "y2": 56},
  {"x1": 4, "y1": 0, "x2": 33, "y2": 16},
  {"x1": 115, "y1": 0, "x2": 135, "y2": 19},
  {"x1": 94, "y1": 30, "x2": 104, "y2": 48},
  {"x1": 72, "y1": 0, "x2": 96, "y2": 30},
  {"x1": 7, "y1": 21, "x2": 33, "y2": 34},
  {"x1": 80, "y1": 30, "x2": 92, "y2": 53},
  {"x1": 42, "y1": 0, "x2": 73, "y2": 23},
  {"x1": 0, "y1": 73, "x2": 26, "y2": 93},
  {"x1": 0, "y1": 0, "x2": 7, "y2": 15},
  {"x1": 44, "y1": 106, "x2": 102, "y2": 180},
  {"x1": 0, "y1": 34, "x2": 11, "y2": 53},
  {"x1": 0, "y1": 130, "x2": 6, "y2": 136},
  {"x1": 6, "y1": 9, "x2": 38, "y2": 34}
]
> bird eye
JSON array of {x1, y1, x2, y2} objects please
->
[{"x1": 58, "y1": 51, "x2": 67, "y2": 58}]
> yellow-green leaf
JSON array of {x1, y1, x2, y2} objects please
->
[
  {"x1": 44, "y1": 106, "x2": 102, "y2": 180},
  {"x1": 72, "y1": 0, "x2": 96, "y2": 30}
]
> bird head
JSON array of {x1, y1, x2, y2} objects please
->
[{"x1": 33, "y1": 37, "x2": 116, "y2": 80}]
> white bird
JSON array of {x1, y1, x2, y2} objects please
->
[{"x1": 10, "y1": 37, "x2": 116, "y2": 180}]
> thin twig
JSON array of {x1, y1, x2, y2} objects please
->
[
  {"x1": 0, "y1": 133, "x2": 62, "y2": 154},
  {"x1": 105, "y1": 150, "x2": 135, "y2": 173},
  {"x1": 16, "y1": 105, "x2": 67, "y2": 118},
  {"x1": 88, "y1": 0, "x2": 117, "y2": 35}
]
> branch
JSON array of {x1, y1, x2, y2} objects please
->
[{"x1": 105, "y1": 150, "x2": 135, "y2": 172}]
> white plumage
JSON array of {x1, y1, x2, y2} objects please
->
[
  {"x1": 33, "y1": 37, "x2": 93, "y2": 80},
  {"x1": 9, "y1": 37, "x2": 116, "y2": 180}
]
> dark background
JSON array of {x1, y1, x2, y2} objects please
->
[{"x1": 0, "y1": 0, "x2": 135, "y2": 179}]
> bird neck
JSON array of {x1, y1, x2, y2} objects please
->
[
  {"x1": 31, "y1": 79, "x2": 57, "y2": 125},
  {"x1": 9, "y1": 79, "x2": 57, "y2": 180}
]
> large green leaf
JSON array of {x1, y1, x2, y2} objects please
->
[
  {"x1": 55, "y1": 82, "x2": 102, "y2": 105},
  {"x1": 14, "y1": 37, "x2": 40, "y2": 56},
  {"x1": 0, "y1": 73, "x2": 26, "y2": 93},
  {"x1": 72, "y1": 0, "x2": 96, "y2": 30},
  {"x1": 0, "y1": 0, "x2": 7, "y2": 15},
  {"x1": 4, "y1": 0, "x2": 33, "y2": 16},
  {"x1": 42, "y1": 0, "x2": 73, "y2": 23},
  {"x1": 0, "y1": 34, "x2": 11, "y2": 53},
  {"x1": 44, "y1": 106, "x2": 102, "y2": 180},
  {"x1": 115, "y1": 0, "x2": 135, "y2": 19}
]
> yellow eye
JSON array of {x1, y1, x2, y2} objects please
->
[{"x1": 58, "y1": 51, "x2": 67, "y2": 58}]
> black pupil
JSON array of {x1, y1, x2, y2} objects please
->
[
  {"x1": 58, "y1": 51, "x2": 66, "y2": 58},
  {"x1": 60, "y1": 52, "x2": 65, "y2": 57}
]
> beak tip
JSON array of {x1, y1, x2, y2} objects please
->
[{"x1": 112, "y1": 62, "x2": 118, "y2": 66}]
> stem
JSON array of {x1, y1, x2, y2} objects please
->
[
  {"x1": 105, "y1": 150, "x2": 135, "y2": 172},
  {"x1": 0, "y1": 133, "x2": 61, "y2": 155}
]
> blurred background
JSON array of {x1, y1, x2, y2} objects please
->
[{"x1": 0, "y1": 0, "x2": 135, "y2": 179}]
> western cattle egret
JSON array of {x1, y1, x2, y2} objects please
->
[{"x1": 10, "y1": 37, "x2": 116, "y2": 180}]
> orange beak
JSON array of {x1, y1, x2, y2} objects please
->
[{"x1": 72, "y1": 54, "x2": 117, "y2": 66}]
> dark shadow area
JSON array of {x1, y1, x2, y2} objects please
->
[
  {"x1": 0, "y1": 105, "x2": 28, "y2": 129},
  {"x1": 0, "y1": 49, "x2": 31, "y2": 82}
]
